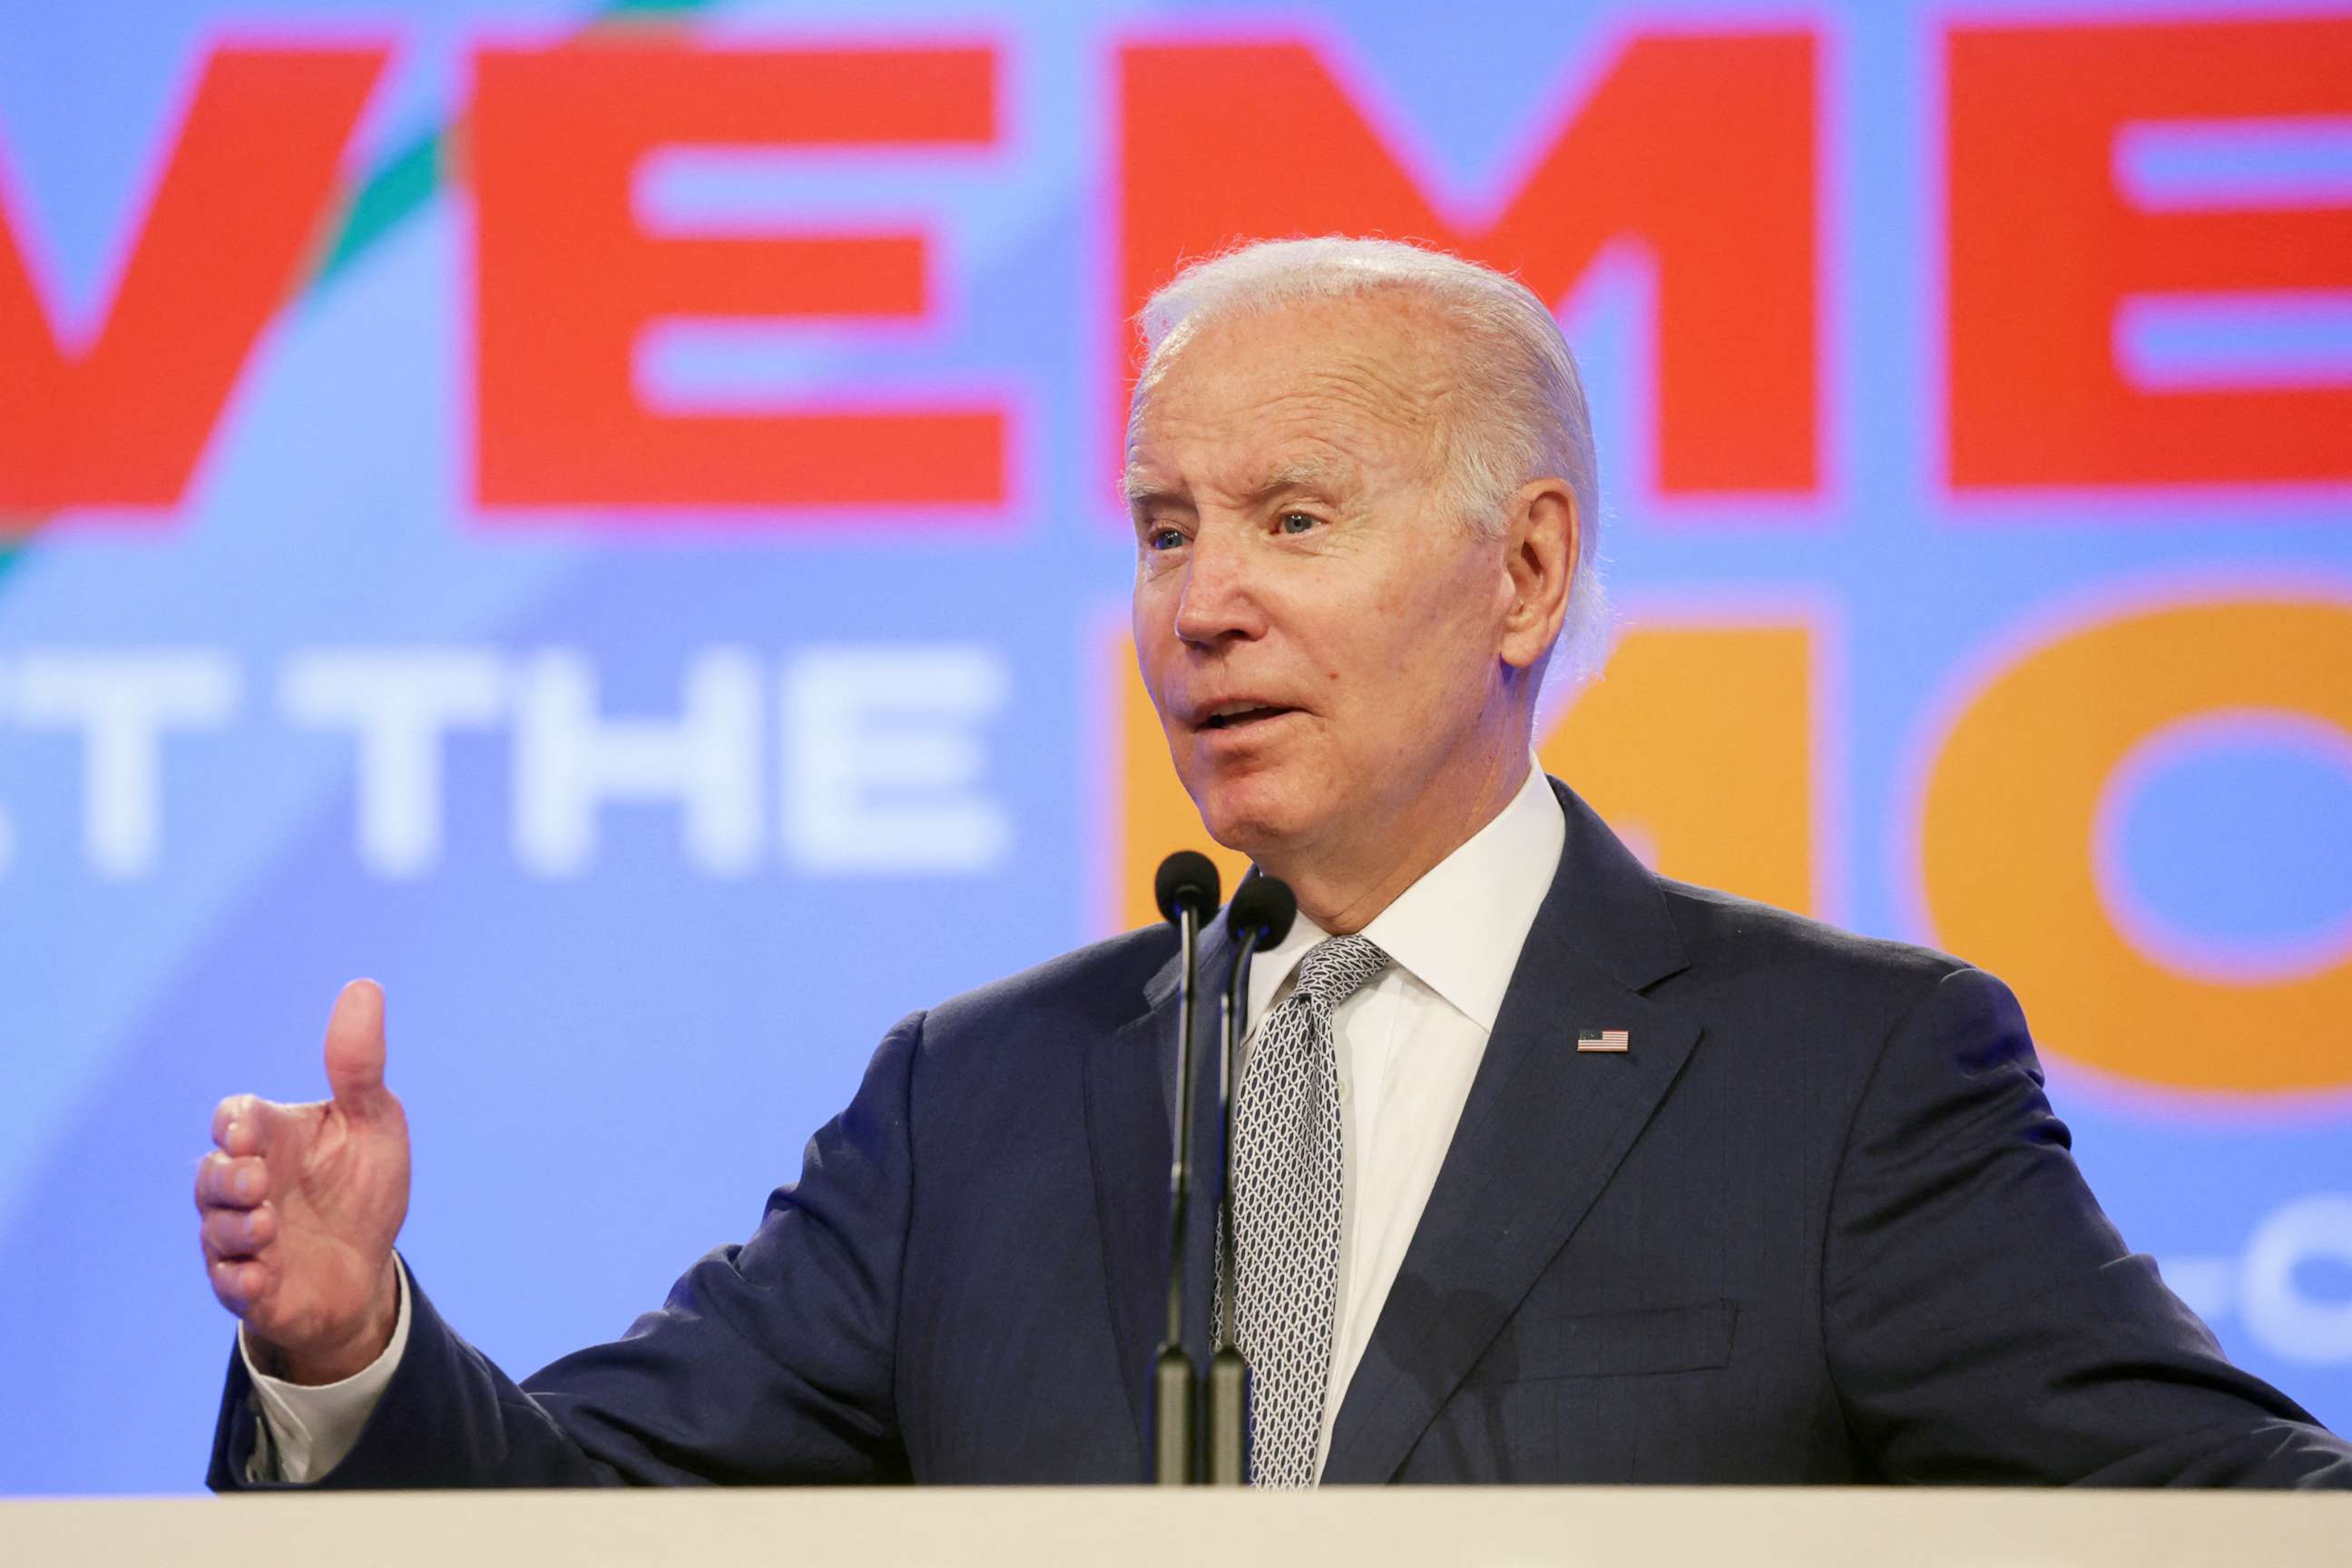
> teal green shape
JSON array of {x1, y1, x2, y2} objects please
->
[
  {"x1": 312, "y1": 127, "x2": 446, "y2": 290},
  {"x1": 311, "y1": 0, "x2": 720, "y2": 294}
]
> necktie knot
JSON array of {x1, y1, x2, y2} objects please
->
[{"x1": 1290, "y1": 934, "x2": 1388, "y2": 1014}]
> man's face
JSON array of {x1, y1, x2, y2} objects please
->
[{"x1": 1127, "y1": 293, "x2": 1523, "y2": 871}]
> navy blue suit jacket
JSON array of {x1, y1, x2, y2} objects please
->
[{"x1": 210, "y1": 781, "x2": 2352, "y2": 1486}]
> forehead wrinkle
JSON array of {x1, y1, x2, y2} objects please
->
[
  {"x1": 1143, "y1": 377, "x2": 1431, "y2": 487},
  {"x1": 1128, "y1": 298, "x2": 1462, "y2": 504},
  {"x1": 1192, "y1": 434, "x2": 1375, "y2": 514},
  {"x1": 1129, "y1": 390, "x2": 1373, "y2": 500}
]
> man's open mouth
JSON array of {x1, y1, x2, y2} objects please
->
[{"x1": 1202, "y1": 706, "x2": 1292, "y2": 730}]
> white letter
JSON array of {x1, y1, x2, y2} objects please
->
[
  {"x1": 15, "y1": 650, "x2": 240, "y2": 877},
  {"x1": 511, "y1": 646, "x2": 760, "y2": 877},
  {"x1": 782, "y1": 644, "x2": 1011, "y2": 875},
  {"x1": 2240, "y1": 1192, "x2": 2352, "y2": 1364},
  {"x1": 280, "y1": 649, "x2": 507, "y2": 878}
]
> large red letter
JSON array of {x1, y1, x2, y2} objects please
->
[
  {"x1": 1948, "y1": 18, "x2": 2352, "y2": 487},
  {"x1": 472, "y1": 41, "x2": 1003, "y2": 513},
  {"x1": 0, "y1": 45, "x2": 387, "y2": 518},
  {"x1": 1118, "y1": 33, "x2": 1817, "y2": 495}
]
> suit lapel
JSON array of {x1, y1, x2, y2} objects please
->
[
  {"x1": 1083, "y1": 915, "x2": 1233, "y2": 1466},
  {"x1": 1322, "y1": 781, "x2": 1701, "y2": 1484}
]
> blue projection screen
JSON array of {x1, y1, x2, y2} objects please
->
[{"x1": 2, "y1": 0, "x2": 2348, "y2": 1494}]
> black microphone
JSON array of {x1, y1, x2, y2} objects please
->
[
  {"x1": 1150, "y1": 849, "x2": 1221, "y2": 1485},
  {"x1": 1206, "y1": 874, "x2": 1298, "y2": 1485}
]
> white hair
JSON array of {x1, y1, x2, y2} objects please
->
[{"x1": 1132, "y1": 235, "x2": 1608, "y2": 682}]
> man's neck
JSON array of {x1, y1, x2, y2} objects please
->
[{"x1": 1269, "y1": 748, "x2": 1534, "y2": 936}]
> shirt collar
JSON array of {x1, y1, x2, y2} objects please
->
[{"x1": 1244, "y1": 761, "x2": 1568, "y2": 1034}]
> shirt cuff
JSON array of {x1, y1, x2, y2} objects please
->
[{"x1": 240, "y1": 1257, "x2": 412, "y2": 1485}]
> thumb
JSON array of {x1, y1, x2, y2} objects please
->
[{"x1": 322, "y1": 978, "x2": 392, "y2": 1119}]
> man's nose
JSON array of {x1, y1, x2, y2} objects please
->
[{"x1": 1171, "y1": 532, "x2": 1267, "y2": 648}]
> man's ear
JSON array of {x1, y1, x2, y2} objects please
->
[{"x1": 1498, "y1": 477, "x2": 1576, "y2": 673}]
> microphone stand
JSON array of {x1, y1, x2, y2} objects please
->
[
  {"x1": 1148, "y1": 849, "x2": 1220, "y2": 1485},
  {"x1": 1152, "y1": 897, "x2": 1201, "y2": 1485}
]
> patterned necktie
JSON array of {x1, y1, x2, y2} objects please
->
[{"x1": 1229, "y1": 933, "x2": 1390, "y2": 1487}]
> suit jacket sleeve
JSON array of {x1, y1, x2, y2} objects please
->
[
  {"x1": 208, "y1": 1010, "x2": 926, "y2": 1489},
  {"x1": 1821, "y1": 965, "x2": 2352, "y2": 1486}
]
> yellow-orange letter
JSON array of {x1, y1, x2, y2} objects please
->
[{"x1": 1919, "y1": 595, "x2": 2352, "y2": 1094}]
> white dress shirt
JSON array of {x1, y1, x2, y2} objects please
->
[
  {"x1": 247, "y1": 764, "x2": 1566, "y2": 1484},
  {"x1": 1236, "y1": 760, "x2": 1566, "y2": 1477}
]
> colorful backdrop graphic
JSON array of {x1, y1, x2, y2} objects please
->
[{"x1": 2, "y1": 0, "x2": 2349, "y2": 1494}]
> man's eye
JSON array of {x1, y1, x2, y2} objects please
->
[
  {"x1": 1279, "y1": 511, "x2": 1319, "y2": 535},
  {"x1": 1146, "y1": 526, "x2": 1186, "y2": 552}
]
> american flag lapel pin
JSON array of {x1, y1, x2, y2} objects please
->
[{"x1": 1576, "y1": 1028, "x2": 1631, "y2": 1053}]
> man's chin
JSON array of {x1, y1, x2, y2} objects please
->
[{"x1": 1194, "y1": 791, "x2": 1314, "y2": 869}]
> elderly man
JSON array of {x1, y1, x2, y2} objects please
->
[{"x1": 200, "y1": 238, "x2": 2350, "y2": 1487}]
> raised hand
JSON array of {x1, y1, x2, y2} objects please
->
[{"x1": 197, "y1": 979, "x2": 411, "y2": 1385}]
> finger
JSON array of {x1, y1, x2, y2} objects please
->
[
  {"x1": 195, "y1": 1152, "x2": 268, "y2": 1210},
  {"x1": 211, "y1": 1094, "x2": 260, "y2": 1152},
  {"x1": 208, "y1": 1255, "x2": 267, "y2": 1317},
  {"x1": 211, "y1": 1096, "x2": 296, "y2": 1159},
  {"x1": 322, "y1": 978, "x2": 390, "y2": 1120},
  {"x1": 201, "y1": 1202, "x2": 277, "y2": 1260}
]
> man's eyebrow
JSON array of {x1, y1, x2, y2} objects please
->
[
  {"x1": 1123, "y1": 457, "x2": 1354, "y2": 509},
  {"x1": 1122, "y1": 470, "x2": 1191, "y2": 509},
  {"x1": 1246, "y1": 457, "x2": 1352, "y2": 503}
]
